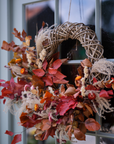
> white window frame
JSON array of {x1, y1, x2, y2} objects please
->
[{"x1": 0, "y1": 0, "x2": 114, "y2": 144}]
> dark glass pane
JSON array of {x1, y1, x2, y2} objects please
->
[
  {"x1": 100, "y1": 137, "x2": 114, "y2": 144},
  {"x1": 100, "y1": 98, "x2": 114, "y2": 134},
  {"x1": 25, "y1": 1, "x2": 55, "y2": 46}
]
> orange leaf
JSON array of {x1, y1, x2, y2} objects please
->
[
  {"x1": 40, "y1": 119, "x2": 51, "y2": 131},
  {"x1": 78, "y1": 113, "x2": 84, "y2": 122},
  {"x1": 84, "y1": 104, "x2": 93, "y2": 116},
  {"x1": 79, "y1": 123, "x2": 87, "y2": 134},
  {"x1": 74, "y1": 128, "x2": 85, "y2": 140},
  {"x1": 44, "y1": 91, "x2": 53, "y2": 99},
  {"x1": 85, "y1": 118, "x2": 100, "y2": 131},
  {"x1": 20, "y1": 112, "x2": 29, "y2": 124},
  {"x1": 32, "y1": 75, "x2": 44, "y2": 88}
]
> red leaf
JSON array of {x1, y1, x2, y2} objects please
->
[
  {"x1": 48, "y1": 68, "x2": 57, "y2": 74},
  {"x1": 11, "y1": 134, "x2": 22, "y2": 144},
  {"x1": 5, "y1": 130, "x2": 14, "y2": 136},
  {"x1": 33, "y1": 69, "x2": 45, "y2": 77},
  {"x1": 85, "y1": 85, "x2": 97, "y2": 90},
  {"x1": 85, "y1": 118, "x2": 100, "y2": 131},
  {"x1": 3, "y1": 89, "x2": 13, "y2": 95},
  {"x1": 43, "y1": 60, "x2": 48, "y2": 70},
  {"x1": 99, "y1": 90, "x2": 113, "y2": 99},
  {"x1": 54, "y1": 71, "x2": 66, "y2": 80},
  {"x1": 3, "y1": 99, "x2": 6, "y2": 104},
  {"x1": 74, "y1": 128, "x2": 85, "y2": 140},
  {"x1": 42, "y1": 76, "x2": 53, "y2": 86},
  {"x1": 50, "y1": 52, "x2": 60, "y2": 61},
  {"x1": 0, "y1": 96, "x2": 4, "y2": 99},
  {"x1": 93, "y1": 77, "x2": 97, "y2": 84},
  {"x1": 52, "y1": 59, "x2": 62, "y2": 69},
  {"x1": 107, "y1": 90, "x2": 113, "y2": 95},
  {"x1": 0, "y1": 79, "x2": 6, "y2": 82},
  {"x1": 53, "y1": 77, "x2": 68, "y2": 84},
  {"x1": 73, "y1": 91, "x2": 80, "y2": 98}
]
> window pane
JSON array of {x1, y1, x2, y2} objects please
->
[
  {"x1": 71, "y1": 135, "x2": 96, "y2": 144},
  {"x1": 100, "y1": 98, "x2": 114, "y2": 134},
  {"x1": 100, "y1": 137, "x2": 114, "y2": 144},
  {"x1": 60, "y1": 0, "x2": 95, "y2": 25},
  {"x1": 101, "y1": 0, "x2": 114, "y2": 59},
  {"x1": 25, "y1": 0, "x2": 55, "y2": 46},
  {"x1": 60, "y1": 0, "x2": 95, "y2": 60}
]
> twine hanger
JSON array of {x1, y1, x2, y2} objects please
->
[{"x1": 68, "y1": 0, "x2": 84, "y2": 22}]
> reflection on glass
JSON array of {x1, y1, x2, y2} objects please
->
[
  {"x1": 25, "y1": 0, "x2": 55, "y2": 46},
  {"x1": 100, "y1": 137, "x2": 114, "y2": 144},
  {"x1": 60, "y1": 0, "x2": 95, "y2": 25},
  {"x1": 71, "y1": 135, "x2": 95, "y2": 144}
]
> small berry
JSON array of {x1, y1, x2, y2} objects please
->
[
  {"x1": 88, "y1": 93, "x2": 96, "y2": 100},
  {"x1": 34, "y1": 104, "x2": 39, "y2": 111}
]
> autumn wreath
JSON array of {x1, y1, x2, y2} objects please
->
[{"x1": 1, "y1": 22, "x2": 114, "y2": 144}]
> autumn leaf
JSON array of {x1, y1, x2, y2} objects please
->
[
  {"x1": 79, "y1": 123, "x2": 87, "y2": 134},
  {"x1": 3, "y1": 99, "x2": 6, "y2": 104},
  {"x1": 81, "y1": 58, "x2": 92, "y2": 67},
  {"x1": 85, "y1": 118, "x2": 100, "y2": 131},
  {"x1": 42, "y1": 76, "x2": 53, "y2": 86},
  {"x1": 83, "y1": 109, "x2": 91, "y2": 118},
  {"x1": 33, "y1": 69, "x2": 45, "y2": 77},
  {"x1": 54, "y1": 71, "x2": 66, "y2": 80},
  {"x1": 22, "y1": 30, "x2": 27, "y2": 38},
  {"x1": 48, "y1": 68, "x2": 57, "y2": 74},
  {"x1": 52, "y1": 59, "x2": 62, "y2": 69},
  {"x1": 84, "y1": 104, "x2": 93, "y2": 116},
  {"x1": 32, "y1": 75, "x2": 44, "y2": 88},
  {"x1": 64, "y1": 87, "x2": 76, "y2": 95},
  {"x1": 74, "y1": 128, "x2": 85, "y2": 140},
  {"x1": 40, "y1": 119, "x2": 51, "y2": 131},
  {"x1": 11, "y1": 134, "x2": 22, "y2": 144},
  {"x1": 43, "y1": 60, "x2": 48, "y2": 70},
  {"x1": 78, "y1": 113, "x2": 84, "y2": 122},
  {"x1": 5, "y1": 130, "x2": 14, "y2": 136},
  {"x1": 99, "y1": 90, "x2": 113, "y2": 99},
  {"x1": 20, "y1": 112, "x2": 29, "y2": 124},
  {"x1": 12, "y1": 28, "x2": 24, "y2": 41}
]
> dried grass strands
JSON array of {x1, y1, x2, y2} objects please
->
[
  {"x1": 90, "y1": 59, "x2": 114, "y2": 82},
  {"x1": 86, "y1": 90, "x2": 114, "y2": 119},
  {"x1": 55, "y1": 124, "x2": 69, "y2": 144}
]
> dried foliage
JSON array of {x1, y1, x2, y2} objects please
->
[{"x1": 1, "y1": 22, "x2": 114, "y2": 144}]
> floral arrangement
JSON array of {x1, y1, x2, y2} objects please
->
[{"x1": 1, "y1": 22, "x2": 114, "y2": 144}]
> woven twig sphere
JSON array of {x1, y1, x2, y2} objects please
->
[{"x1": 44, "y1": 22, "x2": 104, "y2": 63}]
